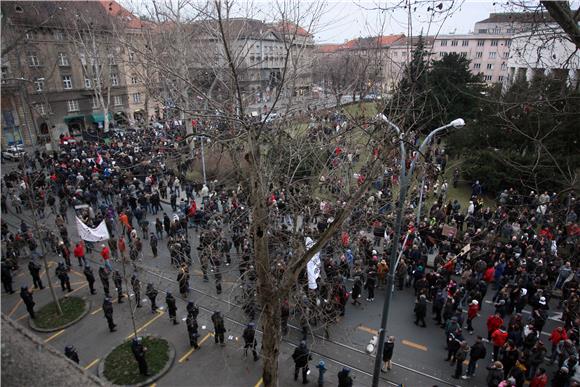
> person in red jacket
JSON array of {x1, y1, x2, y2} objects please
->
[
  {"x1": 549, "y1": 327, "x2": 568, "y2": 363},
  {"x1": 73, "y1": 241, "x2": 85, "y2": 267},
  {"x1": 466, "y1": 300, "x2": 479, "y2": 334},
  {"x1": 101, "y1": 244, "x2": 112, "y2": 271},
  {"x1": 483, "y1": 266, "x2": 495, "y2": 283},
  {"x1": 529, "y1": 367, "x2": 548, "y2": 387},
  {"x1": 486, "y1": 312, "x2": 503, "y2": 340},
  {"x1": 491, "y1": 325, "x2": 508, "y2": 361}
]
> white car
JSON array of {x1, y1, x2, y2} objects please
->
[{"x1": 2, "y1": 145, "x2": 25, "y2": 161}]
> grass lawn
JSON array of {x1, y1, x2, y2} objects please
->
[
  {"x1": 34, "y1": 297, "x2": 86, "y2": 330},
  {"x1": 104, "y1": 337, "x2": 169, "y2": 385}
]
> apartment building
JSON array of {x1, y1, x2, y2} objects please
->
[
  {"x1": 0, "y1": 1, "x2": 152, "y2": 148},
  {"x1": 432, "y1": 12, "x2": 556, "y2": 84}
]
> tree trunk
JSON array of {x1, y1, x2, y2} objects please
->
[{"x1": 260, "y1": 296, "x2": 281, "y2": 387}]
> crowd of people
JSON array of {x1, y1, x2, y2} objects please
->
[{"x1": 0, "y1": 117, "x2": 578, "y2": 386}]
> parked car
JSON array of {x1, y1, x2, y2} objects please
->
[{"x1": 2, "y1": 145, "x2": 26, "y2": 161}]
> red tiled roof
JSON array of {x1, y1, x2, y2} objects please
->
[
  {"x1": 317, "y1": 44, "x2": 342, "y2": 53},
  {"x1": 272, "y1": 21, "x2": 311, "y2": 37}
]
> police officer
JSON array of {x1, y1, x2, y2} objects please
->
[
  {"x1": 1, "y1": 261, "x2": 15, "y2": 294},
  {"x1": 131, "y1": 274, "x2": 142, "y2": 308},
  {"x1": 211, "y1": 311, "x2": 226, "y2": 346},
  {"x1": 102, "y1": 297, "x2": 116, "y2": 332},
  {"x1": 20, "y1": 285, "x2": 36, "y2": 319},
  {"x1": 28, "y1": 259, "x2": 44, "y2": 290},
  {"x1": 55, "y1": 262, "x2": 72, "y2": 292},
  {"x1": 64, "y1": 345, "x2": 80, "y2": 364},
  {"x1": 83, "y1": 265, "x2": 96, "y2": 295},
  {"x1": 292, "y1": 341, "x2": 312, "y2": 384},
  {"x1": 112, "y1": 270, "x2": 124, "y2": 304},
  {"x1": 186, "y1": 301, "x2": 199, "y2": 319},
  {"x1": 99, "y1": 266, "x2": 110, "y2": 297},
  {"x1": 131, "y1": 337, "x2": 149, "y2": 376},
  {"x1": 186, "y1": 311, "x2": 199, "y2": 349},
  {"x1": 166, "y1": 292, "x2": 178, "y2": 325},
  {"x1": 243, "y1": 322, "x2": 259, "y2": 361},
  {"x1": 145, "y1": 283, "x2": 158, "y2": 313}
]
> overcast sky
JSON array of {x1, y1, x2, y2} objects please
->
[{"x1": 315, "y1": 0, "x2": 503, "y2": 43}]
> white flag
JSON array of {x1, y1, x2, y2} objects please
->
[
  {"x1": 75, "y1": 216, "x2": 110, "y2": 242},
  {"x1": 305, "y1": 237, "x2": 321, "y2": 290}
]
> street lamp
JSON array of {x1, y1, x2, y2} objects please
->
[{"x1": 371, "y1": 114, "x2": 465, "y2": 387}]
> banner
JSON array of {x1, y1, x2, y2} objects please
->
[
  {"x1": 75, "y1": 216, "x2": 110, "y2": 242},
  {"x1": 305, "y1": 237, "x2": 321, "y2": 290}
]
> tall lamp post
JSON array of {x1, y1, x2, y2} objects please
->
[{"x1": 371, "y1": 114, "x2": 465, "y2": 387}]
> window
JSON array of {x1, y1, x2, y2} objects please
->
[
  {"x1": 128, "y1": 51, "x2": 135, "y2": 62},
  {"x1": 34, "y1": 78, "x2": 44, "y2": 92},
  {"x1": 58, "y1": 52, "x2": 69, "y2": 66},
  {"x1": 451, "y1": 40, "x2": 458, "y2": 47},
  {"x1": 67, "y1": 100, "x2": 80, "y2": 112},
  {"x1": 132, "y1": 92, "x2": 141, "y2": 103},
  {"x1": 462, "y1": 40, "x2": 469, "y2": 47},
  {"x1": 506, "y1": 40, "x2": 512, "y2": 47},
  {"x1": 393, "y1": 52, "x2": 398, "y2": 57},
  {"x1": 54, "y1": 30, "x2": 64, "y2": 41},
  {"x1": 62, "y1": 75, "x2": 73, "y2": 89},
  {"x1": 477, "y1": 40, "x2": 485, "y2": 47},
  {"x1": 460, "y1": 52, "x2": 467, "y2": 58},
  {"x1": 114, "y1": 95, "x2": 123, "y2": 106},
  {"x1": 28, "y1": 53, "x2": 40, "y2": 67},
  {"x1": 439, "y1": 52, "x2": 446, "y2": 57},
  {"x1": 108, "y1": 55, "x2": 116, "y2": 65},
  {"x1": 489, "y1": 52, "x2": 497, "y2": 59},
  {"x1": 473, "y1": 63, "x2": 481, "y2": 69},
  {"x1": 506, "y1": 28, "x2": 515, "y2": 33},
  {"x1": 483, "y1": 75, "x2": 493, "y2": 81},
  {"x1": 35, "y1": 103, "x2": 48, "y2": 116},
  {"x1": 440, "y1": 40, "x2": 448, "y2": 47},
  {"x1": 475, "y1": 52, "x2": 483, "y2": 58},
  {"x1": 478, "y1": 29, "x2": 487, "y2": 34},
  {"x1": 131, "y1": 75, "x2": 138, "y2": 84},
  {"x1": 91, "y1": 96, "x2": 98, "y2": 109},
  {"x1": 491, "y1": 40, "x2": 498, "y2": 47},
  {"x1": 1, "y1": 65, "x2": 8, "y2": 82},
  {"x1": 498, "y1": 75, "x2": 504, "y2": 82},
  {"x1": 503, "y1": 52, "x2": 509, "y2": 59},
  {"x1": 79, "y1": 53, "x2": 87, "y2": 65},
  {"x1": 110, "y1": 73, "x2": 119, "y2": 86},
  {"x1": 501, "y1": 63, "x2": 507, "y2": 71},
  {"x1": 84, "y1": 78, "x2": 92, "y2": 88},
  {"x1": 492, "y1": 27, "x2": 501, "y2": 34},
  {"x1": 487, "y1": 63, "x2": 494, "y2": 70},
  {"x1": 25, "y1": 31, "x2": 36, "y2": 40}
]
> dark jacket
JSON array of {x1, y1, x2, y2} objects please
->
[
  {"x1": 211, "y1": 312, "x2": 226, "y2": 333},
  {"x1": 20, "y1": 288, "x2": 35, "y2": 307},
  {"x1": 382, "y1": 342, "x2": 395, "y2": 361},
  {"x1": 166, "y1": 294, "x2": 177, "y2": 313},
  {"x1": 337, "y1": 369, "x2": 353, "y2": 387},
  {"x1": 470, "y1": 341, "x2": 487, "y2": 360},
  {"x1": 292, "y1": 344, "x2": 311, "y2": 367},
  {"x1": 103, "y1": 299, "x2": 113, "y2": 318}
]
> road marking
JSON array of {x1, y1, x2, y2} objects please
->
[
  {"x1": 69, "y1": 281, "x2": 86, "y2": 286},
  {"x1": 126, "y1": 311, "x2": 165, "y2": 340},
  {"x1": 150, "y1": 384, "x2": 156, "y2": 387},
  {"x1": 69, "y1": 269, "x2": 85, "y2": 278},
  {"x1": 65, "y1": 283, "x2": 88, "y2": 296},
  {"x1": 254, "y1": 377, "x2": 264, "y2": 387},
  {"x1": 84, "y1": 358, "x2": 100, "y2": 370},
  {"x1": 401, "y1": 339, "x2": 428, "y2": 352},
  {"x1": 357, "y1": 325, "x2": 378, "y2": 335},
  {"x1": 8, "y1": 299, "x2": 23, "y2": 317},
  {"x1": 178, "y1": 332, "x2": 213, "y2": 363},
  {"x1": 16, "y1": 313, "x2": 28, "y2": 321},
  {"x1": 44, "y1": 329, "x2": 65, "y2": 343}
]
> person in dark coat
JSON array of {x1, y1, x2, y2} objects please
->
[
  {"x1": 102, "y1": 297, "x2": 116, "y2": 332},
  {"x1": 211, "y1": 311, "x2": 226, "y2": 345},
  {"x1": 465, "y1": 336, "x2": 487, "y2": 378},
  {"x1": 351, "y1": 276, "x2": 362, "y2": 306},
  {"x1": 64, "y1": 345, "x2": 79, "y2": 364},
  {"x1": 292, "y1": 340, "x2": 312, "y2": 384},
  {"x1": 186, "y1": 311, "x2": 199, "y2": 349},
  {"x1": 243, "y1": 322, "x2": 259, "y2": 361},
  {"x1": 28, "y1": 259, "x2": 44, "y2": 289},
  {"x1": 20, "y1": 285, "x2": 35, "y2": 319},
  {"x1": 131, "y1": 337, "x2": 149, "y2": 376},
  {"x1": 55, "y1": 262, "x2": 72, "y2": 292},
  {"x1": 150, "y1": 233, "x2": 158, "y2": 257},
  {"x1": 145, "y1": 283, "x2": 158, "y2": 313},
  {"x1": 382, "y1": 336, "x2": 395, "y2": 371},
  {"x1": 131, "y1": 274, "x2": 142, "y2": 307},
  {"x1": 414, "y1": 294, "x2": 427, "y2": 327},
  {"x1": 166, "y1": 292, "x2": 178, "y2": 325},
  {"x1": 112, "y1": 270, "x2": 124, "y2": 303},
  {"x1": 187, "y1": 301, "x2": 199, "y2": 319},
  {"x1": 177, "y1": 266, "x2": 190, "y2": 296},
  {"x1": 365, "y1": 269, "x2": 376, "y2": 301},
  {"x1": 1, "y1": 261, "x2": 15, "y2": 294},
  {"x1": 99, "y1": 266, "x2": 110, "y2": 297},
  {"x1": 83, "y1": 265, "x2": 96, "y2": 294},
  {"x1": 337, "y1": 367, "x2": 353, "y2": 387}
]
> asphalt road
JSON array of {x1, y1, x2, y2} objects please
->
[{"x1": 1, "y1": 186, "x2": 567, "y2": 387}]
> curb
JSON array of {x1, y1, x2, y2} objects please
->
[
  {"x1": 97, "y1": 335, "x2": 175, "y2": 387},
  {"x1": 29, "y1": 297, "x2": 92, "y2": 333}
]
